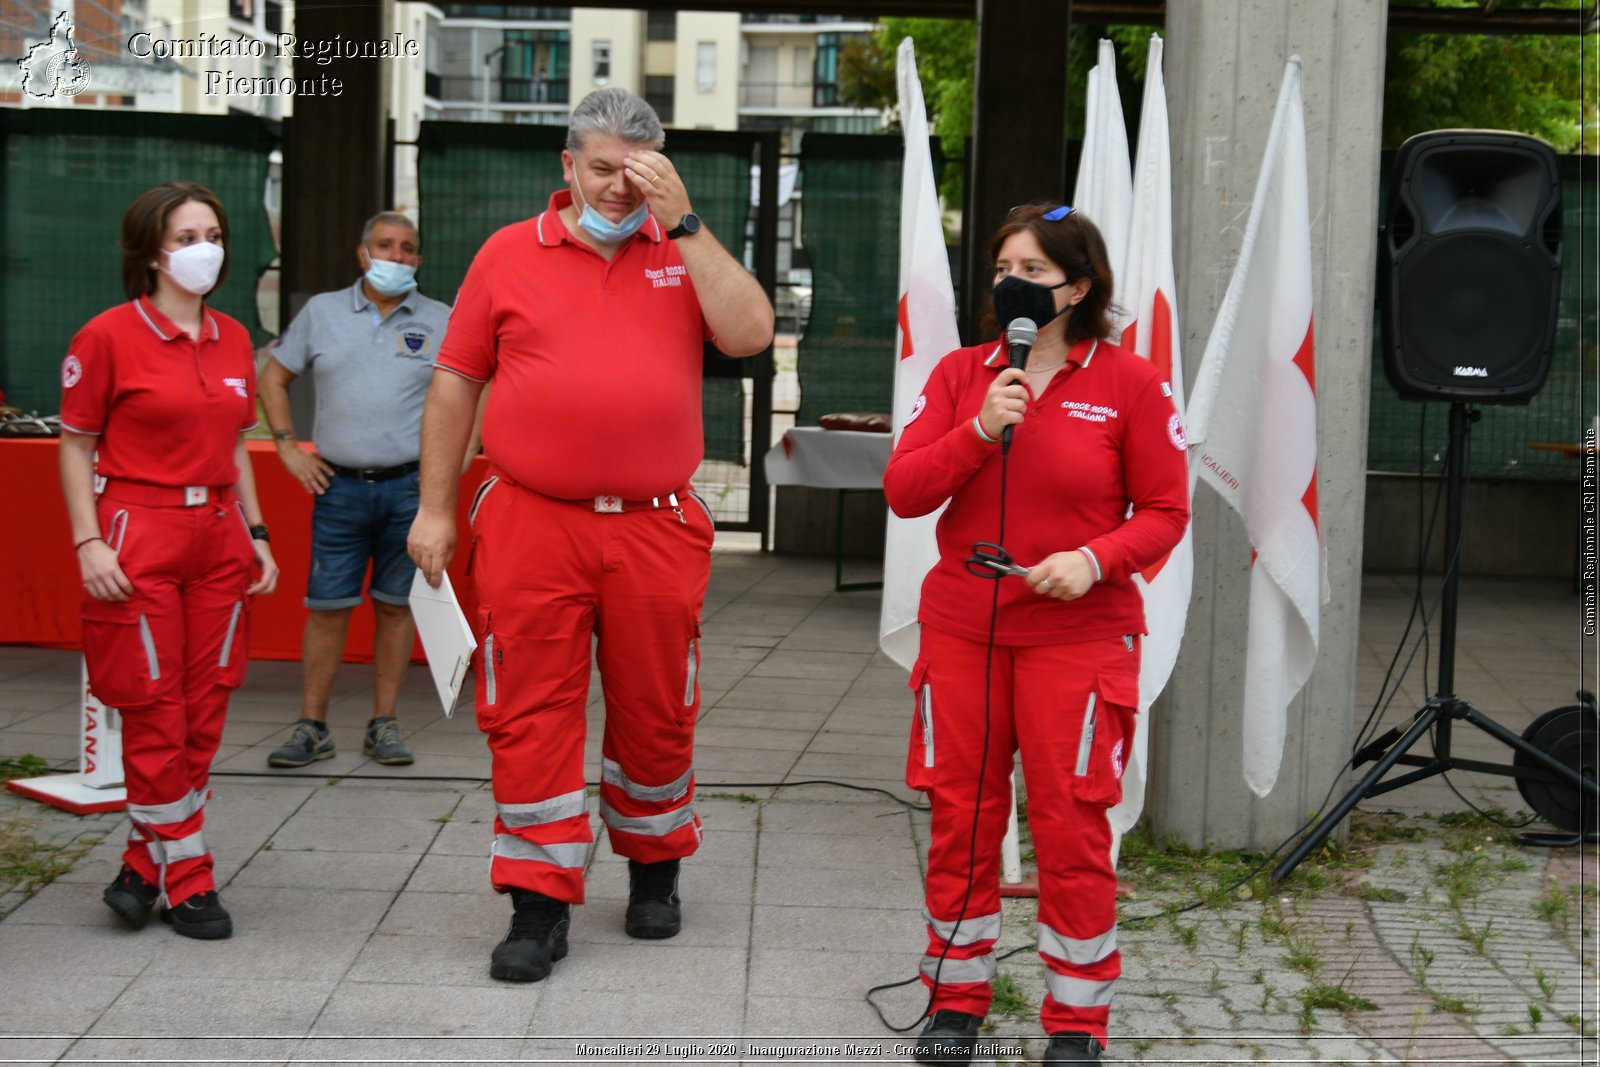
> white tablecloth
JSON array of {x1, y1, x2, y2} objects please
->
[{"x1": 763, "y1": 427, "x2": 891, "y2": 490}]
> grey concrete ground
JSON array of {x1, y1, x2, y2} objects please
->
[{"x1": 0, "y1": 552, "x2": 1594, "y2": 1065}]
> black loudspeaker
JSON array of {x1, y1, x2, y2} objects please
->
[{"x1": 1381, "y1": 130, "x2": 1562, "y2": 404}]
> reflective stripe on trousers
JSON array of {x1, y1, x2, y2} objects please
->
[{"x1": 1038, "y1": 921, "x2": 1117, "y2": 967}]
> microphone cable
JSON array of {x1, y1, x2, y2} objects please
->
[{"x1": 866, "y1": 411, "x2": 1017, "y2": 1034}]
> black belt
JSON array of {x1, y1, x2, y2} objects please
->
[{"x1": 328, "y1": 461, "x2": 420, "y2": 483}]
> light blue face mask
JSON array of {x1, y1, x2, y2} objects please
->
[
  {"x1": 574, "y1": 183, "x2": 648, "y2": 244},
  {"x1": 363, "y1": 250, "x2": 418, "y2": 296}
]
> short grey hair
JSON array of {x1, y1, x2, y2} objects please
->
[
  {"x1": 361, "y1": 211, "x2": 418, "y2": 247},
  {"x1": 566, "y1": 88, "x2": 665, "y2": 153}
]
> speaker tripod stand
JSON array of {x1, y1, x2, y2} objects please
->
[{"x1": 1274, "y1": 403, "x2": 1598, "y2": 881}]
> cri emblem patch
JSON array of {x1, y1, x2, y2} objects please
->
[
  {"x1": 1166, "y1": 412, "x2": 1187, "y2": 451},
  {"x1": 62, "y1": 354, "x2": 83, "y2": 388},
  {"x1": 906, "y1": 393, "x2": 927, "y2": 425}
]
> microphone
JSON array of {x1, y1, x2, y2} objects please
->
[{"x1": 1002, "y1": 318, "x2": 1037, "y2": 451}]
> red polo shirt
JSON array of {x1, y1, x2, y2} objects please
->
[
  {"x1": 436, "y1": 190, "x2": 711, "y2": 500},
  {"x1": 59, "y1": 297, "x2": 258, "y2": 487},
  {"x1": 884, "y1": 338, "x2": 1190, "y2": 646}
]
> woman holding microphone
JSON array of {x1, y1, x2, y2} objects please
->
[
  {"x1": 59, "y1": 181, "x2": 278, "y2": 940},
  {"x1": 884, "y1": 203, "x2": 1189, "y2": 1065}
]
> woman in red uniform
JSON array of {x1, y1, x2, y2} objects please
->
[
  {"x1": 885, "y1": 204, "x2": 1189, "y2": 1066},
  {"x1": 59, "y1": 181, "x2": 278, "y2": 940}
]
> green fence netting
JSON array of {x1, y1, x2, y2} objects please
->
[
  {"x1": 795, "y1": 133, "x2": 901, "y2": 426},
  {"x1": 1366, "y1": 153, "x2": 1597, "y2": 479},
  {"x1": 415, "y1": 122, "x2": 757, "y2": 463},
  {"x1": 0, "y1": 110, "x2": 278, "y2": 414}
]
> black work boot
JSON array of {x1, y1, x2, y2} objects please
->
[
  {"x1": 624, "y1": 858, "x2": 682, "y2": 939},
  {"x1": 1043, "y1": 1031, "x2": 1103, "y2": 1064},
  {"x1": 913, "y1": 1009, "x2": 983, "y2": 1065},
  {"x1": 489, "y1": 888, "x2": 570, "y2": 982},
  {"x1": 160, "y1": 890, "x2": 233, "y2": 939},
  {"x1": 103, "y1": 865, "x2": 159, "y2": 930}
]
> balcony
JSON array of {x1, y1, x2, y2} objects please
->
[
  {"x1": 739, "y1": 81, "x2": 817, "y2": 111},
  {"x1": 501, "y1": 77, "x2": 568, "y2": 104}
]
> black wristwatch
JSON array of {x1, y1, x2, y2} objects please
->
[
  {"x1": 666, "y1": 212, "x2": 701, "y2": 240},
  {"x1": 249, "y1": 523, "x2": 271, "y2": 543}
]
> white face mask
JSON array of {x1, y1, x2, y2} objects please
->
[{"x1": 161, "y1": 242, "x2": 225, "y2": 296}]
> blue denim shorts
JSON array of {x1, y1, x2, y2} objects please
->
[{"x1": 306, "y1": 471, "x2": 420, "y2": 610}]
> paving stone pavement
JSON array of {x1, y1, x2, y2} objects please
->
[{"x1": 0, "y1": 555, "x2": 1594, "y2": 1065}]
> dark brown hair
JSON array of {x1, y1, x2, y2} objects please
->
[
  {"x1": 120, "y1": 182, "x2": 231, "y2": 300},
  {"x1": 985, "y1": 201, "x2": 1116, "y2": 343}
]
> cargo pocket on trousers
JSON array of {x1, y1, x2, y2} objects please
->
[
  {"x1": 905, "y1": 659, "x2": 935, "y2": 792},
  {"x1": 80, "y1": 598, "x2": 161, "y2": 709},
  {"x1": 214, "y1": 599, "x2": 250, "y2": 690},
  {"x1": 1070, "y1": 667, "x2": 1138, "y2": 807},
  {"x1": 681, "y1": 620, "x2": 702, "y2": 721}
]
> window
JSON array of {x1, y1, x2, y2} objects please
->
[
  {"x1": 503, "y1": 29, "x2": 569, "y2": 103},
  {"x1": 814, "y1": 33, "x2": 855, "y2": 107},
  {"x1": 646, "y1": 11, "x2": 676, "y2": 42},
  {"x1": 592, "y1": 40, "x2": 610, "y2": 84},
  {"x1": 792, "y1": 46, "x2": 810, "y2": 87},
  {"x1": 696, "y1": 41, "x2": 716, "y2": 93},
  {"x1": 645, "y1": 74, "x2": 674, "y2": 125}
]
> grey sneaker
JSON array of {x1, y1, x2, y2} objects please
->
[
  {"x1": 363, "y1": 717, "x2": 414, "y2": 765},
  {"x1": 267, "y1": 719, "x2": 334, "y2": 767}
]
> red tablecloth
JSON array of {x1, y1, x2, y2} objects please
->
[{"x1": 0, "y1": 438, "x2": 485, "y2": 663}]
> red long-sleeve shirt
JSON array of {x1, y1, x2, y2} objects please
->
[{"x1": 884, "y1": 338, "x2": 1190, "y2": 646}]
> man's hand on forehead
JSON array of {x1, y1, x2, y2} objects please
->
[{"x1": 623, "y1": 150, "x2": 691, "y2": 224}]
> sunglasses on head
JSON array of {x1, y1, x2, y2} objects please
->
[{"x1": 1008, "y1": 204, "x2": 1075, "y2": 221}]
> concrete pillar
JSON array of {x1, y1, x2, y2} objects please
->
[
  {"x1": 961, "y1": 0, "x2": 1073, "y2": 342},
  {"x1": 1148, "y1": 0, "x2": 1387, "y2": 850}
]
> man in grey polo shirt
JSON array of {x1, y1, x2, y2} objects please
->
[{"x1": 260, "y1": 211, "x2": 451, "y2": 768}]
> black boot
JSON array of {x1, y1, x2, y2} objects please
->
[
  {"x1": 489, "y1": 888, "x2": 570, "y2": 982},
  {"x1": 913, "y1": 1009, "x2": 983, "y2": 1065},
  {"x1": 1043, "y1": 1031, "x2": 1103, "y2": 1064},
  {"x1": 160, "y1": 890, "x2": 233, "y2": 940},
  {"x1": 625, "y1": 858, "x2": 682, "y2": 939},
  {"x1": 102, "y1": 866, "x2": 159, "y2": 930}
]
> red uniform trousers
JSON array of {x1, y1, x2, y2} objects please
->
[
  {"x1": 469, "y1": 474, "x2": 713, "y2": 904},
  {"x1": 80, "y1": 484, "x2": 254, "y2": 907},
  {"x1": 907, "y1": 624, "x2": 1140, "y2": 1043}
]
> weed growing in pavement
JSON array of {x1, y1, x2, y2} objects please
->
[
  {"x1": 1430, "y1": 991, "x2": 1478, "y2": 1016},
  {"x1": 1534, "y1": 965, "x2": 1556, "y2": 1000},
  {"x1": 1535, "y1": 883, "x2": 1578, "y2": 930},
  {"x1": 1298, "y1": 984, "x2": 1380, "y2": 1014},
  {"x1": 1409, "y1": 934, "x2": 1436, "y2": 984},
  {"x1": 1458, "y1": 917, "x2": 1495, "y2": 954},
  {"x1": 1208, "y1": 965, "x2": 1225, "y2": 994},
  {"x1": 1283, "y1": 930, "x2": 1320, "y2": 975},
  {"x1": 1432, "y1": 849, "x2": 1495, "y2": 906},
  {"x1": 0, "y1": 754, "x2": 49, "y2": 782},
  {"x1": 1169, "y1": 915, "x2": 1199, "y2": 949},
  {"x1": 699, "y1": 792, "x2": 761, "y2": 804},
  {"x1": 1348, "y1": 810, "x2": 1428, "y2": 846},
  {"x1": 988, "y1": 974, "x2": 1033, "y2": 1020},
  {"x1": 1251, "y1": 968, "x2": 1265, "y2": 985},
  {"x1": 1352, "y1": 883, "x2": 1408, "y2": 903},
  {"x1": 1343, "y1": 919, "x2": 1355, "y2": 943},
  {"x1": 1529, "y1": 1003, "x2": 1545, "y2": 1026},
  {"x1": 1259, "y1": 983, "x2": 1276, "y2": 1011},
  {"x1": 1561, "y1": 1011, "x2": 1595, "y2": 1036}
]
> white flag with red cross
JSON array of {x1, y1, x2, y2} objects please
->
[
  {"x1": 1185, "y1": 57, "x2": 1323, "y2": 798},
  {"x1": 880, "y1": 37, "x2": 962, "y2": 670},
  {"x1": 1109, "y1": 33, "x2": 1194, "y2": 840}
]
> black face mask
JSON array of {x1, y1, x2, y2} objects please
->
[{"x1": 993, "y1": 274, "x2": 1071, "y2": 332}]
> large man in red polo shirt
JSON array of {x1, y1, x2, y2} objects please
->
[{"x1": 408, "y1": 88, "x2": 772, "y2": 984}]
